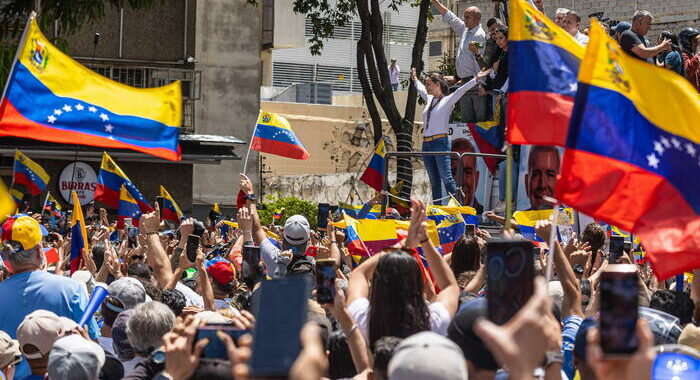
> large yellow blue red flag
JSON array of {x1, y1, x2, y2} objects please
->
[
  {"x1": 252, "y1": 112, "x2": 309, "y2": 160},
  {"x1": 117, "y1": 185, "x2": 142, "y2": 229},
  {"x1": 0, "y1": 17, "x2": 182, "y2": 161},
  {"x1": 159, "y1": 185, "x2": 183, "y2": 223},
  {"x1": 95, "y1": 152, "x2": 152, "y2": 212},
  {"x1": 556, "y1": 21, "x2": 700, "y2": 280},
  {"x1": 70, "y1": 191, "x2": 89, "y2": 274},
  {"x1": 507, "y1": 0, "x2": 584, "y2": 146},
  {"x1": 360, "y1": 138, "x2": 386, "y2": 192},
  {"x1": 13, "y1": 150, "x2": 50, "y2": 196}
]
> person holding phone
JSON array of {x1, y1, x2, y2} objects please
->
[{"x1": 346, "y1": 198, "x2": 459, "y2": 348}]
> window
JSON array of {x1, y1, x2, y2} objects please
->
[
  {"x1": 429, "y1": 41, "x2": 442, "y2": 57},
  {"x1": 262, "y1": 0, "x2": 274, "y2": 48}
]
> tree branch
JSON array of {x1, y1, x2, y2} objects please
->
[{"x1": 357, "y1": 42, "x2": 384, "y2": 144}]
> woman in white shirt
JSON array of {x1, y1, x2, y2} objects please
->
[{"x1": 411, "y1": 68, "x2": 487, "y2": 205}]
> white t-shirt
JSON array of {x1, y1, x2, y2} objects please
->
[
  {"x1": 98, "y1": 336, "x2": 115, "y2": 356},
  {"x1": 347, "y1": 297, "x2": 452, "y2": 343},
  {"x1": 175, "y1": 281, "x2": 204, "y2": 308}
]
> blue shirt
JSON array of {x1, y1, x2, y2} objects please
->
[
  {"x1": 0, "y1": 271, "x2": 99, "y2": 379},
  {"x1": 561, "y1": 315, "x2": 583, "y2": 380}
]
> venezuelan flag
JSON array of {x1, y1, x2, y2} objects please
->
[
  {"x1": 513, "y1": 207, "x2": 574, "y2": 242},
  {"x1": 556, "y1": 21, "x2": 700, "y2": 279},
  {"x1": 9, "y1": 188, "x2": 23, "y2": 209},
  {"x1": 13, "y1": 150, "x2": 50, "y2": 195},
  {"x1": 273, "y1": 208, "x2": 284, "y2": 221},
  {"x1": 467, "y1": 120, "x2": 501, "y2": 173},
  {"x1": 70, "y1": 191, "x2": 89, "y2": 274},
  {"x1": 0, "y1": 18, "x2": 181, "y2": 161},
  {"x1": 360, "y1": 139, "x2": 386, "y2": 192},
  {"x1": 339, "y1": 202, "x2": 357, "y2": 218},
  {"x1": 159, "y1": 185, "x2": 183, "y2": 223},
  {"x1": 343, "y1": 214, "x2": 399, "y2": 256},
  {"x1": 507, "y1": 0, "x2": 584, "y2": 146},
  {"x1": 252, "y1": 112, "x2": 309, "y2": 160},
  {"x1": 427, "y1": 206, "x2": 467, "y2": 253},
  {"x1": 44, "y1": 192, "x2": 63, "y2": 218},
  {"x1": 95, "y1": 152, "x2": 152, "y2": 212},
  {"x1": 117, "y1": 185, "x2": 142, "y2": 229}
]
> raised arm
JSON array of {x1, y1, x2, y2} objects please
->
[
  {"x1": 411, "y1": 68, "x2": 429, "y2": 102},
  {"x1": 443, "y1": 75, "x2": 480, "y2": 107},
  {"x1": 140, "y1": 204, "x2": 173, "y2": 289},
  {"x1": 240, "y1": 174, "x2": 268, "y2": 245},
  {"x1": 432, "y1": 0, "x2": 465, "y2": 35},
  {"x1": 631, "y1": 38, "x2": 671, "y2": 59},
  {"x1": 195, "y1": 248, "x2": 216, "y2": 311}
]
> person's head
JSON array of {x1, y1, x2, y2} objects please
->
[
  {"x1": 562, "y1": 10, "x2": 581, "y2": 36},
  {"x1": 525, "y1": 146, "x2": 560, "y2": 210},
  {"x1": 424, "y1": 73, "x2": 449, "y2": 97},
  {"x1": 1, "y1": 214, "x2": 46, "y2": 272},
  {"x1": 658, "y1": 30, "x2": 679, "y2": 51},
  {"x1": 161, "y1": 289, "x2": 187, "y2": 316},
  {"x1": 679, "y1": 27, "x2": 700, "y2": 54},
  {"x1": 631, "y1": 10, "x2": 653, "y2": 36},
  {"x1": 532, "y1": 0, "x2": 544, "y2": 11},
  {"x1": 613, "y1": 21, "x2": 632, "y2": 42},
  {"x1": 494, "y1": 26, "x2": 509, "y2": 50},
  {"x1": 91, "y1": 243, "x2": 105, "y2": 271},
  {"x1": 283, "y1": 215, "x2": 310, "y2": 252},
  {"x1": 0, "y1": 331, "x2": 21, "y2": 380},
  {"x1": 486, "y1": 17, "x2": 504, "y2": 40},
  {"x1": 127, "y1": 262, "x2": 153, "y2": 282},
  {"x1": 447, "y1": 298, "x2": 499, "y2": 377},
  {"x1": 17, "y1": 310, "x2": 78, "y2": 374},
  {"x1": 100, "y1": 296, "x2": 127, "y2": 329},
  {"x1": 388, "y1": 331, "x2": 468, "y2": 380},
  {"x1": 462, "y1": 6, "x2": 481, "y2": 30},
  {"x1": 205, "y1": 257, "x2": 236, "y2": 298},
  {"x1": 47, "y1": 335, "x2": 105, "y2": 380},
  {"x1": 328, "y1": 330, "x2": 356, "y2": 379},
  {"x1": 450, "y1": 236, "x2": 482, "y2": 277},
  {"x1": 371, "y1": 336, "x2": 402, "y2": 380},
  {"x1": 580, "y1": 223, "x2": 607, "y2": 256},
  {"x1": 554, "y1": 8, "x2": 570, "y2": 27},
  {"x1": 573, "y1": 318, "x2": 597, "y2": 380},
  {"x1": 390, "y1": 58, "x2": 397, "y2": 66},
  {"x1": 110, "y1": 309, "x2": 135, "y2": 362},
  {"x1": 450, "y1": 138, "x2": 480, "y2": 206},
  {"x1": 650, "y1": 290, "x2": 694, "y2": 326},
  {"x1": 369, "y1": 250, "x2": 430, "y2": 348},
  {"x1": 126, "y1": 301, "x2": 175, "y2": 357},
  {"x1": 108, "y1": 277, "x2": 147, "y2": 309}
]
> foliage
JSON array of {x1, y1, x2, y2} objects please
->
[{"x1": 258, "y1": 196, "x2": 318, "y2": 230}]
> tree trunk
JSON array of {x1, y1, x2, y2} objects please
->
[{"x1": 357, "y1": 41, "x2": 383, "y2": 145}]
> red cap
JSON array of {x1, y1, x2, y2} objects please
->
[{"x1": 206, "y1": 260, "x2": 235, "y2": 285}]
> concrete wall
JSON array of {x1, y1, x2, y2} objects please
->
[{"x1": 192, "y1": 0, "x2": 261, "y2": 209}]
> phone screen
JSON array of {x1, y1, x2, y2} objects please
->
[
  {"x1": 609, "y1": 236, "x2": 625, "y2": 263},
  {"x1": 486, "y1": 239, "x2": 534, "y2": 325},
  {"x1": 196, "y1": 324, "x2": 248, "y2": 360},
  {"x1": 315, "y1": 259, "x2": 336, "y2": 304},
  {"x1": 465, "y1": 224, "x2": 476, "y2": 237},
  {"x1": 127, "y1": 227, "x2": 138, "y2": 249},
  {"x1": 317, "y1": 203, "x2": 331, "y2": 229},
  {"x1": 250, "y1": 278, "x2": 309, "y2": 377},
  {"x1": 600, "y1": 265, "x2": 638, "y2": 356},
  {"x1": 242, "y1": 245, "x2": 262, "y2": 283},
  {"x1": 186, "y1": 234, "x2": 200, "y2": 262}
]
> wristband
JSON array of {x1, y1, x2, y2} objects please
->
[
  {"x1": 346, "y1": 323, "x2": 359, "y2": 336},
  {"x1": 242, "y1": 230, "x2": 252, "y2": 234}
]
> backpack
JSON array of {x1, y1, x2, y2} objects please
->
[{"x1": 286, "y1": 255, "x2": 316, "y2": 277}]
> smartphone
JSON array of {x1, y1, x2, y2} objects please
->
[
  {"x1": 609, "y1": 236, "x2": 625, "y2": 264},
  {"x1": 124, "y1": 217, "x2": 132, "y2": 228},
  {"x1": 600, "y1": 264, "x2": 639, "y2": 357},
  {"x1": 127, "y1": 227, "x2": 138, "y2": 249},
  {"x1": 196, "y1": 324, "x2": 248, "y2": 360},
  {"x1": 156, "y1": 197, "x2": 165, "y2": 218},
  {"x1": 242, "y1": 245, "x2": 262, "y2": 283},
  {"x1": 317, "y1": 203, "x2": 331, "y2": 230},
  {"x1": 186, "y1": 234, "x2": 200, "y2": 262},
  {"x1": 250, "y1": 278, "x2": 309, "y2": 377},
  {"x1": 486, "y1": 239, "x2": 535, "y2": 325},
  {"x1": 465, "y1": 224, "x2": 476, "y2": 237},
  {"x1": 315, "y1": 259, "x2": 336, "y2": 304}
]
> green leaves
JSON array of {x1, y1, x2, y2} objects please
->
[
  {"x1": 291, "y1": 0, "x2": 356, "y2": 55},
  {"x1": 258, "y1": 196, "x2": 319, "y2": 229}
]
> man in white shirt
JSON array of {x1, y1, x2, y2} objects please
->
[
  {"x1": 562, "y1": 10, "x2": 589, "y2": 45},
  {"x1": 389, "y1": 58, "x2": 400, "y2": 91},
  {"x1": 431, "y1": 0, "x2": 488, "y2": 123}
]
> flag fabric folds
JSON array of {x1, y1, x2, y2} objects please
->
[
  {"x1": 44, "y1": 192, "x2": 63, "y2": 218},
  {"x1": 118, "y1": 185, "x2": 142, "y2": 229},
  {"x1": 0, "y1": 18, "x2": 182, "y2": 161},
  {"x1": 360, "y1": 139, "x2": 386, "y2": 192},
  {"x1": 427, "y1": 206, "x2": 467, "y2": 254},
  {"x1": 159, "y1": 185, "x2": 183, "y2": 223},
  {"x1": 467, "y1": 120, "x2": 502, "y2": 173},
  {"x1": 13, "y1": 150, "x2": 50, "y2": 195},
  {"x1": 555, "y1": 21, "x2": 700, "y2": 279},
  {"x1": 9, "y1": 189, "x2": 23, "y2": 209},
  {"x1": 507, "y1": 0, "x2": 584, "y2": 146},
  {"x1": 251, "y1": 112, "x2": 309, "y2": 160},
  {"x1": 513, "y1": 207, "x2": 574, "y2": 242},
  {"x1": 70, "y1": 191, "x2": 88, "y2": 275},
  {"x1": 0, "y1": 180, "x2": 17, "y2": 223},
  {"x1": 95, "y1": 152, "x2": 153, "y2": 212}
]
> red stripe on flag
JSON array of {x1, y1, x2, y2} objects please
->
[
  {"x1": 12, "y1": 172, "x2": 42, "y2": 195},
  {"x1": 507, "y1": 91, "x2": 573, "y2": 146},
  {"x1": 251, "y1": 136, "x2": 309, "y2": 160},
  {"x1": 360, "y1": 167, "x2": 383, "y2": 192},
  {"x1": 94, "y1": 184, "x2": 120, "y2": 208}
]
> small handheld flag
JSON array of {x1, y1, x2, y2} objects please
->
[
  {"x1": 13, "y1": 150, "x2": 50, "y2": 195},
  {"x1": 360, "y1": 139, "x2": 386, "y2": 192},
  {"x1": 70, "y1": 191, "x2": 89, "y2": 275},
  {"x1": 95, "y1": 152, "x2": 153, "y2": 212},
  {"x1": 159, "y1": 185, "x2": 183, "y2": 223},
  {"x1": 117, "y1": 185, "x2": 142, "y2": 229},
  {"x1": 251, "y1": 112, "x2": 309, "y2": 160}
]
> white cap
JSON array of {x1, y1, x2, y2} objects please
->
[{"x1": 48, "y1": 335, "x2": 105, "y2": 380}]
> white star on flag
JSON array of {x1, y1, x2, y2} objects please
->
[
  {"x1": 62, "y1": 104, "x2": 72, "y2": 112},
  {"x1": 105, "y1": 124, "x2": 114, "y2": 133},
  {"x1": 653, "y1": 141, "x2": 665, "y2": 156},
  {"x1": 646, "y1": 153, "x2": 660, "y2": 169},
  {"x1": 53, "y1": 109, "x2": 62, "y2": 116},
  {"x1": 47, "y1": 115, "x2": 56, "y2": 124},
  {"x1": 100, "y1": 113, "x2": 109, "y2": 122},
  {"x1": 75, "y1": 104, "x2": 84, "y2": 111},
  {"x1": 88, "y1": 106, "x2": 97, "y2": 113},
  {"x1": 686, "y1": 143, "x2": 697, "y2": 157},
  {"x1": 660, "y1": 136, "x2": 671, "y2": 148},
  {"x1": 568, "y1": 83, "x2": 578, "y2": 93},
  {"x1": 671, "y1": 137, "x2": 681, "y2": 149}
]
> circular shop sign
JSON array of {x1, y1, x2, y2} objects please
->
[{"x1": 59, "y1": 162, "x2": 98, "y2": 205}]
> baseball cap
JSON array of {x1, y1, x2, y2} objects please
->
[
  {"x1": 388, "y1": 331, "x2": 468, "y2": 380},
  {"x1": 448, "y1": 298, "x2": 499, "y2": 370},
  {"x1": 679, "y1": 324, "x2": 700, "y2": 352},
  {"x1": 205, "y1": 257, "x2": 235, "y2": 285},
  {"x1": 284, "y1": 215, "x2": 310, "y2": 245},
  {"x1": 0, "y1": 331, "x2": 21, "y2": 369},
  {"x1": 613, "y1": 21, "x2": 631, "y2": 33},
  {"x1": 107, "y1": 277, "x2": 147, "y2": 310},
  {"x1": 573, "y1": 317, "x2": 597, "y2": 361},
  {"x1": 0, "y1": 214, "x2": 48, "y2": 252},
  {"x1": 111, "y1": 309, "x2": 135, "y2": 361},
  {"x1": 17, "y1": 309, "x2": 78, "y2": 359},
  {"x1": 640, "y1": 307, "x2": 683, "y2": 345},
  {"x1": 48, "y1": 335, "x2": 106, "y2": 380}
]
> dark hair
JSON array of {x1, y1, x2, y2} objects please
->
[
  {"x1": 136, "y1": 277, "x2": 163, "y2": 302},
  {"x1": 427, "y1": 73, "x2": 449, "y2": 96},
  {"x1": 450, "y1": 236, "x2": 482, "y2": 277},
  {"x1": 650, "y1": 290, "x2": 694, "y2": 325},
  {"x1": 368, "y1": 250, "x2": 430, "y2": 348},
  {"x1": 127, "y1": 263, "x2": 152, "y2": 280},
  {"x1": 92, "y1": 243, "x2": 105, "y2": 271},
  {"x1": 328, "y1": 331, "x2": 356, "y2": 379},
  {"x1": 486, "y1": 17, "x2": 503, "y2": 28},
  {"x1": 100, "y1": 297, "x2": 123, "y2": 327},
  {"x1": 161, "y1": 289, "x2": 187, "y2": 316},
  {"x1": 494, "y1": 26, "x2": 509, "y2": 38},
  {"x1": 581, "y1": 223, "x2": 606, "y2": 256},
  {"x1": 372, "y1": 336, "x2": 403, "y2": 380},
  {"x1": 659, "y1": 30, "x2": 680, "y2": 53},
  {"x1": 212, "y1": 279, "x2": 235, "y2": 296}
]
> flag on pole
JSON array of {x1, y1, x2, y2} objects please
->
[
  {"x1": 117, "y1": 185, "x2": 142, "y2": 229},
  {"x1": 467, "y1": 120, "x2": 502, "y2": 173},
  {"x1": 555, "y1": 21, "x2": 700, "y2": 280},
  {"x1": 70, "y1": 191, "x2": 89, "y2": 275},
  {"x1": 44, "y1": 192, "x2": 63, "y2": 218},
  {"x1": 13, "y1": 150, "x2": 50, "y2": 195},
  {"x1": 360, "y1": 139, "x2": 387, "y2": 192},
  {"x1": 95, "y1": 152, "x2": 153, "y2": 212},
  {"x1": 0, "y1": 17, "x2": 182, "y2": 161},
  {"x1": 159, "y1": 185, "x2": 183, "y2": 223},
  {"x1": 251, "y1": 112, "x2": 309, "y2": 160},
  {"x1": 506, "y1": 0, "x2": 584, "y2": 146}
]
